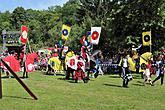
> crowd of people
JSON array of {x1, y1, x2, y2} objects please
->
[{"x1": 0, "y1": 41, "x2": 165, "y2": 87}]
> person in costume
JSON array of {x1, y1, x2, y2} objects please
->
[
  {"x1": 65, "y1": 51, "x2": 77, "y2": 80},
  {"x1": 119, "y1": 50, "x2": 132, "y2": 87},
  {"x1": 74, "y1": 56, "x2": 88, "y2": 83},
  {"x1": 152, "y1": 57, "x2": 164, "y2": 85},
  {"x1": 80, "y1": 36, "x2": 91, "y2": 80}
]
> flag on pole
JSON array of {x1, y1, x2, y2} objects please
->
[
  {"x1": 91, "y1": 27, "x2": 101, "y2": 45},
  {"x1": 26, "y1": 53, "x2": 38, "y2": 72},
  {"x1": 20, "y1": 25, "x2": 28, "y2": 44},
  {"x1": 67, "y1": 55, "x2": 78, "y2": 70},
  {"x1": 61, "y1": 24, "x2": 71, "y2": 40},
  {"x1": 142, "y1": 31, "x2": 151, "y2": 46}
]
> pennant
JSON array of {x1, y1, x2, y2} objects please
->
[
  {"x1": 20, "y1": 25, "x2": 28, "y2": 44},
  {"x1": 91, "y1": 27, "x2": 101, "y2": 45},
  {"x1": 61, "y1": 24, "x2": 71, "y2": 40},
  {"x1": 142, "y1": 31, "x2": 151, "y2": 46}
]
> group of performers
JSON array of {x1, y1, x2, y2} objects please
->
[
  {"x1": 118, "y1": 45, "x2": 165, "y2": 87},
  {"x1": 1, "y1": 37, "x2": 165, "y2": 87},
  {"x1": 36, "y1": 36, "x2": 103, "y2": 83}
]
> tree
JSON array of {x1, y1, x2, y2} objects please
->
[{"x1": 11, "y1": 7, "x2": 27, "y2": 29}]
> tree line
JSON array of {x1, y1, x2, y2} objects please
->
[{"x1": 0, "y1": 0, "x2": 165, "y2": 53}]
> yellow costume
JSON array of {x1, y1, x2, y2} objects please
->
[{"x1": 48, "y1": 57, "x2": 63, "y2": 71}]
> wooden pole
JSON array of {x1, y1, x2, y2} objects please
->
[
  {"x1": 27, "y1": 38, "x2": 32, "y2": 53},
  {"x1": 150, "y1": 29, "x2": 152, "y2": 53},
  {"x1": 1, "y1": 59, "x2": 38, "y2": 100},
  {"x1": 0, "y1": 61, "x2": 2, "y2": 99}
]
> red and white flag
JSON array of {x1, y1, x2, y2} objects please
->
[
  {"x1": 1, "y1": 56, "x2": 20, "y2": 72},
  {"x1": 91, "y1": 27, "x2": 101, "y2": 45},
  {"x1": 25, "y1": 53, "x2": 38, "y2": 72},
  {"x1": 26, "y1": 59, "x2": 34, "y2": 72},
  {"x1": 67, "y1": 55, "x2": 78, "y2": 70},
  {"x1": 20, "y1": 25, "x2": 28, "y2": 44}
]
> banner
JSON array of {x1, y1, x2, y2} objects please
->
[
  {"x1": 142, "y1": 31, "x2": 151, "y2": 46},
  {"x1": 61, "y1": 24, "x2": 71, "y2": 40},
  {"x1": 26, "y1": 53, "x2": 38, "y2": 72},
  {"x1": 1, "y1": 56, "x2": 20, "y2": 72},
  {"x1": 91, "y1": 27, "x2": 101, "y2": 45},
  {"x1": 67, "y1": 55, "x2": 78, "y2": 70},
  {"x1": 20, "y1": 25, "x2": 28, "y2": 44},
  {"x1": 26, "y1": 59, "x2": 35, "y2": 72}
]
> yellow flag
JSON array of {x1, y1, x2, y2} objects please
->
[
  {"x1": 61, "y1": 24, "x2": 71, "y2": 40},
  {"x1": 142, "y1": 31, "x2": 151, "y2": 46}
]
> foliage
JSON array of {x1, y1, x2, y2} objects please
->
[{"x1": 0, "y1": 0, "x2": 165, "y2": 53}]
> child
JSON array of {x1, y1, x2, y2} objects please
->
[{"x1": 142, "y1": 62, "x2": 152, "y2": 85}]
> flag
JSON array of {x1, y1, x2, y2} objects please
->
[
  {"x1": 91, "y1": 27, "x2": 101, "y2": 45},
  {"x1": 26, "y1": 58, "x2": 35, "y2": 72},
  {"x1": 61, "y1": 24, "x2": 71, "y2": 40},
  {"x1": 142, "y1": 31, "x2": 151, "y2": 46},
  {"x1": 20, "y1": 25, "x2": 28, "y2": 44},
  {"x1": 26, "y1": 53, "x2": 38, "y2": 72},
  {"x1": 67, "y1": 55, "x2": 78, "y2": 70},
  {"x1": 1, "y1": 56, "x2": 20, "y2": 72}
]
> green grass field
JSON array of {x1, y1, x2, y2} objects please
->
[{"x1": 0, "y1": 72, "x2": 165, "y2": 110}]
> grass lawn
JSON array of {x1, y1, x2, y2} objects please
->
[{"x1": 0, "y1": 72, "x2": 165, "y2": 110}]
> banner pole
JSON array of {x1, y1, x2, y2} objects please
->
[
  {"x1": 150, "y1": 29, "x2": 152, "y2": 53},
  {"x1": 27, "y1": 38, "x2": 32, "y2": 53}
]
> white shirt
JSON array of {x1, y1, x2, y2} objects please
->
[{"x1": 123, "y1": 58, "x2": 128, "y2": 68}]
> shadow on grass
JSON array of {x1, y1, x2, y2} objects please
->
[
  {"x1": 1, "y1": 76, "x2": 15, "y2": 79},
  {"x1": 3, "y1": 95, "x2": 33, "y2": 100},
  {"x1": 67, "y1": 80, "x2": 77, "y2": 83},
  {"x1": 132, "y1": 83, "x2": 144, "y2": 86},
  {"x1": 57, "y1": 78, "x2": 76, "y2": 83},
  {"x1": 43, "y1": 73, "x2": 65, "y2": 76},
  {"x1": 132, "y1": 81, "x2": 145, "y2": 86},
  {"x1": 132, "y1": 75, "x2": 143, "y2": 79},
  {"x1": 109, "y1": 75, "x2": 120, "y2": 78},
  {"x1": 103, "y1": 83, "x2": 122, "y2": 88}
]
